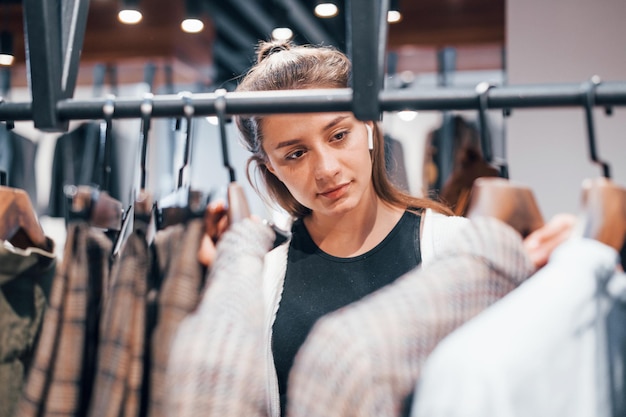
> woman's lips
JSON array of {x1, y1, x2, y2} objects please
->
[{"x1": 319, "y1": 183, "x2": 350, "y2": 199}]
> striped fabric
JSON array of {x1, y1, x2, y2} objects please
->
[
  {"x1": 15, "y1": 222, "x2": 112, "y2": 417},
  {"x1": 165, "y1": 218, "x2": 275, "y2": 417},
  {"x1": 87, "y1": 222, "x2": 151, "y2": 417},
  {"x1": 286, "y1": 217, "x2": 536, "y2": 417},
  {"x1": 148, "y1": 219, "x2": 205, "y2": 417}
]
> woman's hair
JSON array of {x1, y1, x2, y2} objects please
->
[{"x1": 235, "y1": 40, "x2": 453, "y2": 217}]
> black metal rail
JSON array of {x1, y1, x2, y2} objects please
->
[
  {"x1": 2, "y1": 82, "x2": 626, "y2": 123},
  {"x1": 10, "y1": 0, "x2": 626, "y2": 129}
]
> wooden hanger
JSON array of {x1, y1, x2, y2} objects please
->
[
  {"x1": 463, "y1": 84, "x2": 545, "y2": 237},
  {"x1": 70, "y1": 185, "x2": 124, "y2": 231},
  {"x1": 575, "y1": 177, "x2": 626, "y2": 251},
  {"x1": 466, "y1": 177, "x2": 545, "y2": 238},
  {"x1": 0, "y1": 185, "x2": 49, "y2": 250}
]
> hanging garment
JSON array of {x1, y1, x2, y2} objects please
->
[
  {"x1": 411, "y1": 238, "x2": 623, "y2": 417},
  {"x1": 0, "y1": 124, "x2": 38, "y2": 206},
  {"x1": 48, "y1": 123, "x2": 123, "y2": 218},
  {"x1": 439, "y1": 116, "x2": 499, "y2": 215},
  {"x1": 148, "y1": 219, "x2": 205, "y2": 417},
  {"x1": 15, "y1": 222, "x2": 113, "y2": 417},
  {"x1": 0, "y1": 241, "x2": 56, "y2": 417},
  {"x1": 165, "y1": 219, "x2": 275, "y2": 417},
  {"x1": 87, "y1": 219, "x2": 152, "y2": 417},
  {"x1": 285, "y1": 216, "x2": 535, "y2": 417},
  {"x1": 606, "y1": 272, "x2": 626, "y2": 417},
  {"x1": 384, "y1": 134, "x2": 410, "y2": 193}
]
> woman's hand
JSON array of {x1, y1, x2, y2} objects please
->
[
  {"x1": 197, "y1": 200, "x2": 229, "y2": 267},
  {"x1": 523, "y1": 213, "x2": 577, "y2": 269}
]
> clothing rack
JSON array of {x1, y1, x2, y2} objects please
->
[
  {"x1": 10, "y1": 0, "x2": 626, "y2": 131},
  {"x1": 2, "y1": 82, "x2": 626, "y2": 124}
]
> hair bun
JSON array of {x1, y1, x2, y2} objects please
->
[{"x1": 256, "y1": 40, "x2": 292, "y2": 63}]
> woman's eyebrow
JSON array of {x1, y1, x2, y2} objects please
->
[
  {"x1": 274, "y1": 139, "x2": 301, "y2": 150},
  {"x1": 323, "y1": 115, "x2": 350, "y2": 131},
  {"x1": 273, "y1": 115, "x2": 351, "y2": 150}
]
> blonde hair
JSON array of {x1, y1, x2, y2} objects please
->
[{"x1": 235, "y1": 40, "x2": 453, "y2": 217}]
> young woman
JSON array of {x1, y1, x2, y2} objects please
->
[{"x1": 197, "y1": 40, "x2": 574, "y2": 417}]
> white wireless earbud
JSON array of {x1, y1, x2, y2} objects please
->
[{"x1": 365, "y1": 123, "x2": 374, "y2": 150}]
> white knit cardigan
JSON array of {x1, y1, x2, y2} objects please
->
[{"x1": 261, "y1": 209, "x2": 470, "y2": 417}]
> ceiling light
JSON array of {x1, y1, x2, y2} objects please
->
[
  {"x1": 387, "y1": 0, "x2": 402, "y2": 23},
  {"x1": 272, "y1": 27, "x2": 293, "y2": 41},
  {"x1": 314, "y1": 1, "x2": 339, "y2": 18},
  {"x1": 118, "y1": 0, "x2": 142, "y2": 25},
  {"x1": 0, "y1": 31, "x2": 14, "y2": 66},
  {"x1": 181, "y1": 0, "x2": 204, "y2": 33},
  {"x1": 181, "y1": 18, "x2": 204, "y2": 33},
  {"x1": 272, "y1": 2, "x2": 294, "y2": 41}
]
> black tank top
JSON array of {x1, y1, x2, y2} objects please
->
[{"x1": 272, "y1": 210, "x2": 423, "y2": 415}]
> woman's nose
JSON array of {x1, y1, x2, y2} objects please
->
[{"x1": 313, "y1": 150, "x2": 341, "y2": 180}]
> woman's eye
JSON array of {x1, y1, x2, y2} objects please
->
[
  {"x1": 286, "y1": 149, "x2": 305, "y2": 160},
  {"x1": 332, "y1": 131, "x2": 348, "y2": 141}
]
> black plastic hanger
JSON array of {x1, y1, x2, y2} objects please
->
[
  {"x1": 111, "y1": 93, "x2": 157, "y2": 258},
  {"x1": 139, "y1": 92, "x2": 153, "y2": 194},
  {"x1": 214, "y1": 88, "x2": 250, "y2": 223},
  {"x1": 574, "y1": 76, "x2": 626, "y2": 250},
  {"x1": 582, "y1": 76, "x2": 611, "y2": 179},
  {"x1": 156, "y1": 92, "x2": 211, "y2": 230},
  {"x1": 67, "y1": 95, "x2": 125, "y2": 232},
  {"x1": 134, "y1": 92, "x2": 157, "y2": 224},
  {"x1": 475, "y1": 82, "x2": 495, "y2": 166},
  {"x1": 213, "y1": 89, "x2": 290, "y2": 246},
  {"x1": 466, "y1": 82, "x2": 545, "y2": 237}
]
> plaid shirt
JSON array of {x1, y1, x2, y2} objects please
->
[
  {"x1": 15, "y1": 221, "x2": 112, "y2": 417},
  {"x1": 165, "y1": 218, "x2": 275, "y2": 417},
  {"x1": 87, "y1": 222, "x2": 151, "y2": 417},
  {"x1": 286, "y1": 217, "x2": 535, "y2": 417},
  {"x1": 148, "y1": 219, "x2": 205, "y2": 417}
]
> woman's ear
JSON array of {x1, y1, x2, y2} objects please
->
[{"x1": 264, "y1": 161, "x2": 277, "y2": 176}]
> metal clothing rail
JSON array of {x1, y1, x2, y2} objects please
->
[
  {"x1": 2, "y1": 82, "x2": 626, "y2": 123},
  {"x1": 17, "y1": 0, "x2": 626, "y2": 131},
  {"x1": 21, "y1": 0, "x2": 388, "y2": 131}
]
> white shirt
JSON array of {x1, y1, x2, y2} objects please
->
[{"x1": 412, "y1": 238, "x2": 623, "y2": 417}]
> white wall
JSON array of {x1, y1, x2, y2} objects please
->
[{"x1": 506, "y1": 0, "x2": 626, "y2": 220}]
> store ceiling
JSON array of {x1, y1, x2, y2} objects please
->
[{"x1": 1, "y1": 0, "x2": 504, "y2": 89}]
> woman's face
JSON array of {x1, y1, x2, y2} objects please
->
[{"x1": 261, "y1": 112, "x2": 374, "y2": 218}]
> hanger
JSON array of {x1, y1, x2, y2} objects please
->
[
  {"x1": 214, "y1": 88, "x2": 250, "y2": 223},
  {"x1": 466, "y1": 177, "x2": 545, "y2": 238},
  {"x1": 573, "y1": 76, "x2": 626, "y2": 250},
  {"x1": 582, "y1": 76, "x2": 611, "y2": 179},
  {"x1": 133, "y1": 93, "x2": 157, "y2": 229},
  {"x1": 465, "y1": 82, "x2": 545, "y2": 238},
  {"x1": 475, "y1": 82, "x2": 495, "y2": 166},
  {"x1": 156, "y1": 92, "x2": 211, "y2": 230},
  {"x1": 111, "y1": 93, "x2": 157, "y2": 258},
  {"x1": 213, "y1": 89, "x2": 290, "y2": 246},
  {"x1": 576, "y1": 177, "x2": 626, "y2": 251},
  {"x1": 66, "y1": 95, "x2": 125, "y2": 232},
  {"x1": 476, "y1": 81, "x2": 509, "y2": 178}
]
